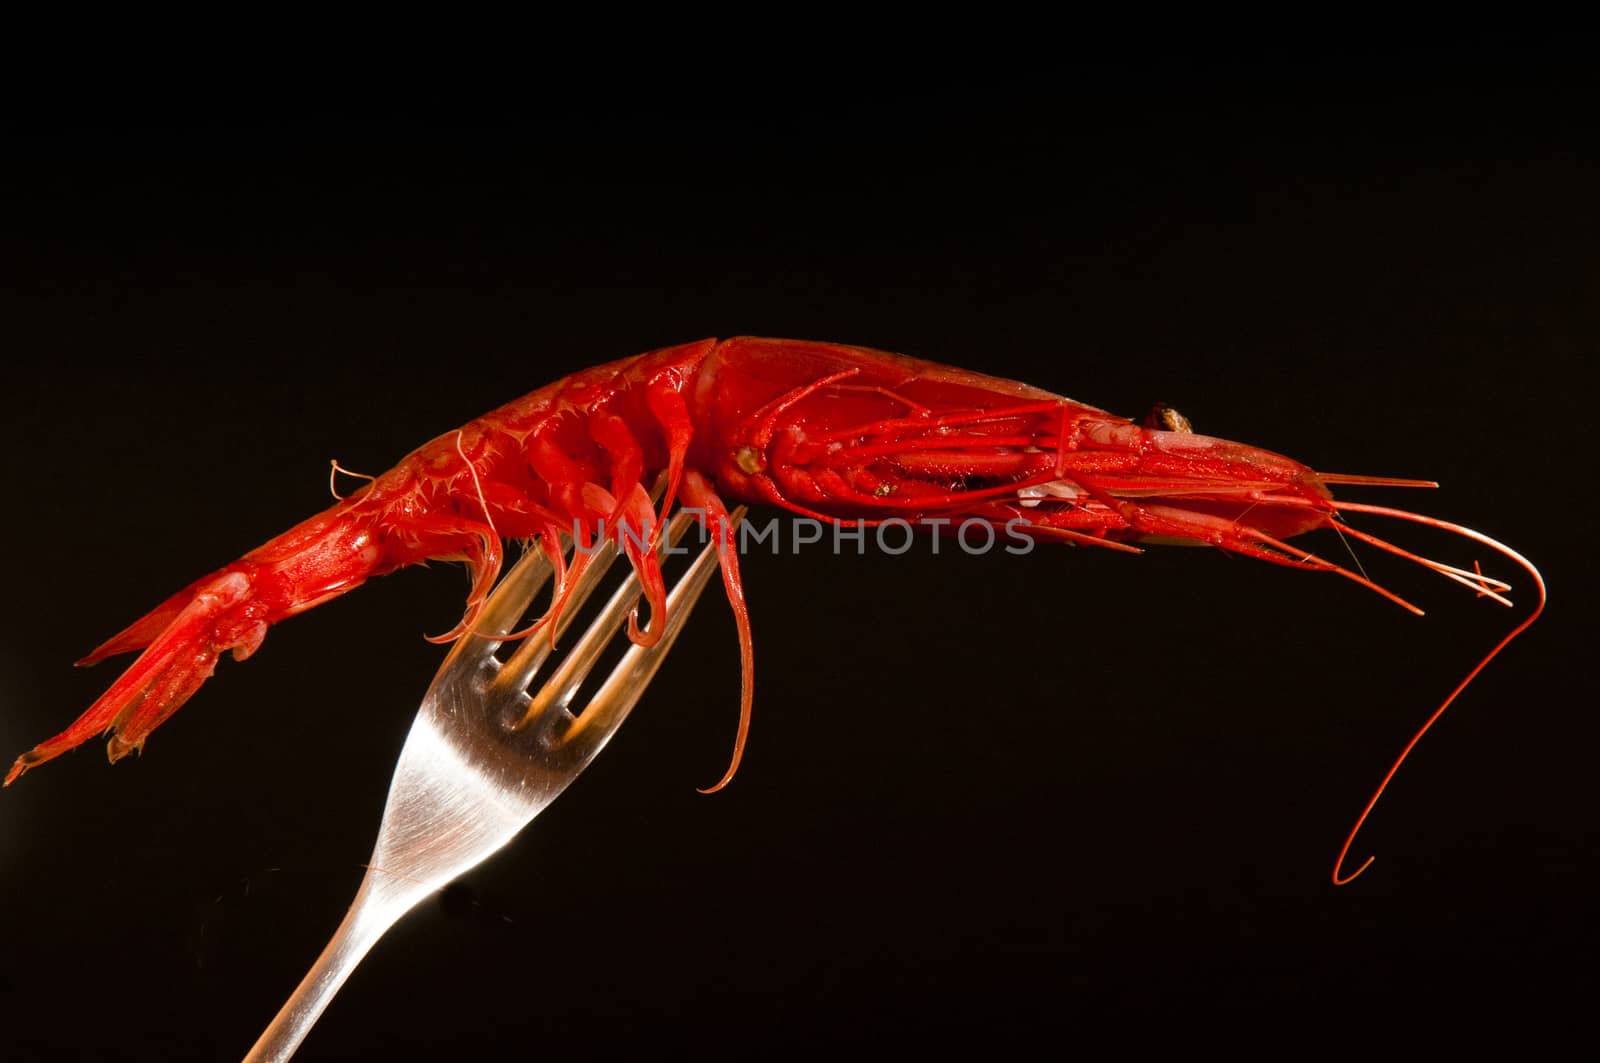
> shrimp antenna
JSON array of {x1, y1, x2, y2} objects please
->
[{"x1": 1323, "y1": 501, "x2": 1546, "y2": 885}]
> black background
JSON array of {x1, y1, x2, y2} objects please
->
[{"x1": 3, "y1": 47, "x2": 1594, "y2": 1059}]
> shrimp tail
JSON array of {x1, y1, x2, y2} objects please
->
[
  {"x1": 7, "y1": 571, "x2": 263, "y2": 784},
  {"x1": 75, "y1": 571, "x2": 223, "y2": 665},
  {"x1": 6, "y1": 504, "x2": 393, "y2": 785}
]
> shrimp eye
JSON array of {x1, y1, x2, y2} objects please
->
[{"x1": 1143, "y1": 403, "x2": 1193, "y2": 434}]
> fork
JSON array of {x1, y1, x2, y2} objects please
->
[{"x1": 242, "y1": 505, "x2": 740, "y2": 1062}]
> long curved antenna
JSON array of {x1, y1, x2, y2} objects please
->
[
  {"x1": 1329, "y1": 518, "x2": 1514, "y2": 606},
  {"x1": 1322, "y1": 501, "x2": 1546, "y2": 885},
  {"x1": 1230, "y1": 524, "x2": 1427, "y2": 615}
]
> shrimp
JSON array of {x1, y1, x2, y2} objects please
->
[{"x1": 6, "y1": 337, "x2": 1543, "y2": 882}]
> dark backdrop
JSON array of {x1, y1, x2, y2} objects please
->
[{"x1": 3, "y1": 50, "x2": 1593, "y2": 1059}]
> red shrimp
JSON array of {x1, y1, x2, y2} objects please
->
[{"x1": 6, "y1": 337, "x2": 1543, "y2": 883}]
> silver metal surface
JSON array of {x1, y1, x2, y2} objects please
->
[{"x1": 243, "y1": 507, "x2": 736, "y2": 1061}]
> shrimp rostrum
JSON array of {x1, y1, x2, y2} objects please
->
[{"x1": 9, "y1": 337, "x2": 1543, "y2": 881}]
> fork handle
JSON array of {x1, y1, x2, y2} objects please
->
[{"x1": 241, "y1": 874, "x2": 420, "y2": 1062}]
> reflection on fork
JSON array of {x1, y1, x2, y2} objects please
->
[{"x1": 243, "y1": 505, "x2": 742, "y2": 1062}]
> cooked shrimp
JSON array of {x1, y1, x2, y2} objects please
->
[{"x1": 7, "y1": 337, "x2": 1544, "y2": 882}]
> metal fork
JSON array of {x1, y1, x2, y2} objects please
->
[{"x1": 243, "y1": 505, "x2": 739, "y2": 1062}]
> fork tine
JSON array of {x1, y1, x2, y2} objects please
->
[
  {"x1": 518, "y1": 506, "x2": 701, "y2": 723},
  {"x1": 492, "y1": 478, "x2": 678, "y2": 696},
  {"x1": 565, "y1": 506, "x2": 743, "y2": 746},
  {"x1": 435, "y1": 546, "x2": 562, "y2": 672},
  {"x1": 491, "y1": 539, "x2": 618, "y2": 700}
]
